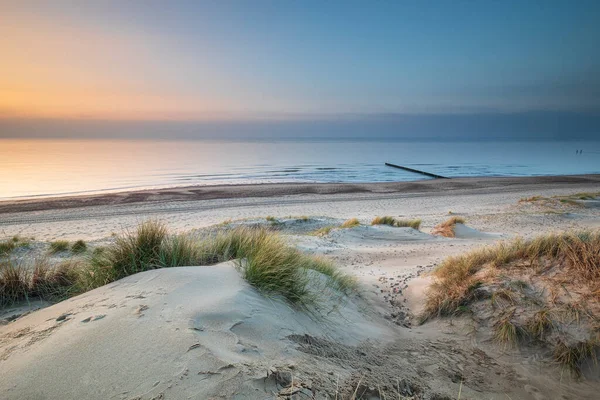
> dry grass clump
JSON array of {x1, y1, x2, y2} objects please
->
[
  {"x1": 49, "y1": 240, "x2": 70, "y2": 253},
  {"x1": 553, "y1": 340, "x2": 598, "y2": 378},
  {"x1": 431, "y1": 216, "x2": 466, "y2": 238},
  {"x1": 341, "y1": 218, "x2": 360, "y2": 228},
  {"x1": 371, "y1": 216, "x2": 421, "y2": 229},
  {"x1": 423, "y1": 231, "x2": 600, "y2": 318},
  {"x1": 422, "y1": 230, "x2": 600, "y2": 377}
]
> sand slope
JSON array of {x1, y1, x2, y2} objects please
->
[{"x1": 0, "y1": 263, "x2": 392, "y2": 399}]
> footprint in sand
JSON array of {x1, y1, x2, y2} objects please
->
[{"x1": 81, "y1": 314, "x2": 106, "y2": 323}]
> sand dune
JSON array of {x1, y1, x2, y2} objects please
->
[
  {"x1": 0, "y1": 263, "x2": 394, "y2": 399},
  {"x1": 2, "y1": 177, "x2": 600, "y2": 399}
]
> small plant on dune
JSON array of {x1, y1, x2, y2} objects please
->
[
  {"x1": 493, "y1": 310, "x2": 526, "y2": 347},
  {"x1": 490, "y1": 288, "x2": 517, "y2": 309},
  {"x1": 526, "y1": 309, "x2": 554, "y2": 340},
  {"x1": 553, "y1": 340, "x2": 598, "y2": 378},
  {"x1": 49, "y1": 240, "x2": 70, "y2": 253},
  {"x1": 297, "y1": 216, "x2": 310, "y2": 222},
  {"x1": 265, "y1": 216, "x2": 277, "y2": 222},
  {"x1": 431, "y1": 216, "x2": 466, "y2": 238},
  {"x1": 371, "y1": 216, "x2": 421, "y2": 229},
  {"x1": 341, "y1": 218, "x2": 360, "y2": 228},
  {"x1": 71, "y1": 240, "x2": 87, "y2": 254}
]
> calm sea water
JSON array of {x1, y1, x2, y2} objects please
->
[{"x1": 1, "y1": 139, "x2": 599, "y2": 199}]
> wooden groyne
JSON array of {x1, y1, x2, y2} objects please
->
[{"x1": 385, "y1": 163, "x2": 449, "y2": 179}]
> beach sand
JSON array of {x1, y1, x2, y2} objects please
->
[{"x1": 1, "y1": 175, "x2": 600, "y2": 399}]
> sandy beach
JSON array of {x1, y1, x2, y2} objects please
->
[{"x1": 1, "y1": 175, "x2": 600, "y2": 399}]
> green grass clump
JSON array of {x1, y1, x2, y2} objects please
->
[
  {"x1": 89, "y1": 220, "x2": 169, "y2": 281},
  {"x1": 0, "y1": 239, "x2": 17, "y2": 256},
  {"x1": 371, "y1": 216, "x2": 421, "y2": 229},
  {"x1": 0, "y1": 236, "x2": 31, "y2": 256},
  {"x1": 341, "y1": 218, "x2": 360, "y2": 228},
  {"x1": 265, "y1": 216, "x2": 277, "y2": 222},
  {"x1": 194, "y1": 226, "x2": 354, "y2": 303},
  {"x1": 49, "y1": 240, "x2": 70, "y2": 253},
  {"x1": 71, "y1": 240, "x2": 87, "y2": 254},
  {"x1": 158, "y1": 235, "x2": 201, "y2": 268}
]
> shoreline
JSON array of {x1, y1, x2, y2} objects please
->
[{"x1": 2, "y1": 174, "x2": 600, "y2": 214}]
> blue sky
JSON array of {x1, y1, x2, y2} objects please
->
[{"x1": 1, "y1": 0, "x2": 599, "y2": 138}]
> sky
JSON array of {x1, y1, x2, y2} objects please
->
[{"x1": 1, "y1": 0, "x2": 599, "y2": 139}]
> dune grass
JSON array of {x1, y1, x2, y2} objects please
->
[
  {"x1": 341, "y1": 218, "x2": 360, "y2": 228},
  {"x1": 49, "y1": 240, "x2": 70, "y2": 254},
  {"x1": 0, "y1": 259, "x2": 81, "y2": 306},
  {"x1": 71, "y1": 240, "x2": 87, "y2": 254},
  {"x1": 371, "y1": 216, "x2": 421, "y2": 229},
  {"x1": 422, "y1": 230, "x2": 600, "y2": 376},
  {"x1": 0, "y1": 261, "x2": 30, "y2": 306},
  {"x1": 423, "y1": 231, "x2": 600, "y2": 319},
  {"x1": 63, "y1": 221, "x2": 354, "y2": 307},
  {"x1": 431, "y1": 216, "x2": 466, "y2": 237}
]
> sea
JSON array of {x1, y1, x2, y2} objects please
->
[{"x1": 1, "y1": 138, "x2": 599, "y2": 200}]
